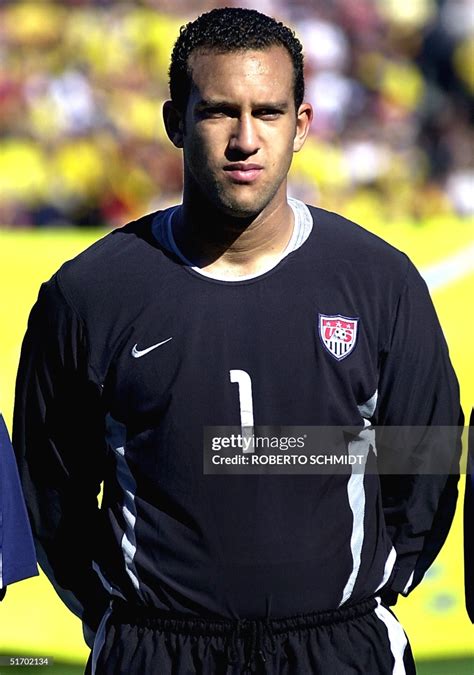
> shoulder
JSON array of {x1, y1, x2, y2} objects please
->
[
  {"x1": 306, "y1": 205, "x2": 412, "y2": 283},
  {"x1": 308, "y1": 205, "x2": 409, "y2": 263},
  {"x1": 51, "y1": 212, "x2": 168, "y2": 318},
  {"x1": 59, "y1": 212, "x2": 157, "y2": 282}
]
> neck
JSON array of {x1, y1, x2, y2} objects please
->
[{"x1": 172, "y1": 183, "x2": 295, "y2": 277}]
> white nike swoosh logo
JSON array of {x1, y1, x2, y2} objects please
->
[{"x1": 131, "y1": 337, "x2": 173, "y2": 358}]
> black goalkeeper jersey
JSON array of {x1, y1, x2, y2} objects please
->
[{"x1": 13, "y1": 205, "x2": 461, "y2": 638}]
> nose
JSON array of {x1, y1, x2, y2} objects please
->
[{"x1": 228, "y1": 114, "x2": 260, "y2": 156}]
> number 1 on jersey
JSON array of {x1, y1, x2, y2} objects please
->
[{"x1": 229, "y1": 369, "x2": 255, "y2": 453}]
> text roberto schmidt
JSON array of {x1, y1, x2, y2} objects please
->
[{"x1": 212, "y1": 454, "x2": 366, "y2": 466}]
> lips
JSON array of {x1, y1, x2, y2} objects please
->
[{"x1": 223, "y1": 163, "x2": 263, "y2": 183}]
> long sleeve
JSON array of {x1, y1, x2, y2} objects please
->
[
  {"x1": 13, "y1": 273, "x2": 110, "y2": 642},
  {"x1": 375, "y1": 260, "x2": 463, "y2": 601},
  {"x1": 0, "y1": 412, "x2": 38, "y2": 597},
  {"x1": 464, "y1": 408, "x2": 474, "y2": 622}
]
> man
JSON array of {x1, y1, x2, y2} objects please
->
[
  {"x1": 14, "y1": 8, "x2": 462, "y2": 674},
  {"x1": 464, "y1": 408, "x2": 474, "y2": 622},
  {"x1": 0, "y1": 412, "x2": 38, "y2": 601}
]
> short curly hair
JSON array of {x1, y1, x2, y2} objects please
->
[{"x1": 169, "y1": 7, "x2": 305, "y2": 114}]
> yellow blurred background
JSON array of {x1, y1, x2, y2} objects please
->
[{"x1": 0, "y1": 0, "x2": 473, "y2": 668}]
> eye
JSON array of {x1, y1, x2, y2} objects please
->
[
  {"x1": 201, "y1": 107, "x2": 237, "y2": 119},
  {"x1": 255, "y1": 109, "x2": 283, "y2": 120},
  {"x1": 204, "y1": 109, "x2": 225, "y2": 118}
]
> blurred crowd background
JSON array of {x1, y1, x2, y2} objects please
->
[{"x1": 0, "y1": 0, "x2": 473, "y2": 229}]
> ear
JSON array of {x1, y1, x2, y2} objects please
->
[
  {"x1": 293, "y1": 102, "x2": 313, "y2": 153},
  {"x1": 163, "y1": 100, "x2": 184, "y2": 148}
]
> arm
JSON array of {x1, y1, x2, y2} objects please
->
[
  {"x1": 0, "y1": 413, "x2": 38, "y2": 599},
  {"x1": 375, "y1": 260, "x2": 463, "y2": 603},
  {"x1": 464, "y1": 408, "x2": 474, "y2": 622},
  {"x1": 13, "y1": 273, "x2": 109, "y2": 643}
]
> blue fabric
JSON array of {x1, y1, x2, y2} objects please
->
[
  {"x1": 464, "y1": 408, "x2": 474, "y2": 622},
  {"x1": 0, "y1": 413, "x2": 38, "y2": 588}
]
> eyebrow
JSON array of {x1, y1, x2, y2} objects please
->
[{"x1": 195, "y1": 98, "x2": 290, "y2": 110}]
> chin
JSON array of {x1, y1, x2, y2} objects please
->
[
  {"x1": 222, "y1": 202, "x2": 259, "y2": 217},
  {"x1": 214, "y1": 191, "x2": 273, "y2": 219}
]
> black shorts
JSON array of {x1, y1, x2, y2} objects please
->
[{"x1": 86, "y1": 596, "x2": 416, "y2": 674}]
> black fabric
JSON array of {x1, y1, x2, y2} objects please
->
[
  {"x1": 13, "y1": 205, "x2": 461, "y2": 641},
  {"x1": 85, "y1": 598, "x2": 416, "y2": 674}
]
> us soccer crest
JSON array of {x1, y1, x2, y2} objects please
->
[{"x1": 318, "y1": 314, "x2": 359, "y2": 361}]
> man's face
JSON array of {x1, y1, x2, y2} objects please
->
[{"x1": 174, "y1": 46, "x2": 311, "y2": 218}]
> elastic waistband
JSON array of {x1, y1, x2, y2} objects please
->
[{"x1": 109, "y1": 596, "x2": 378, "y2": 636}]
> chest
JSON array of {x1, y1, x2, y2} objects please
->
[{"x1": 100, "y1": 267, "x2": 385, "y2": 428}]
